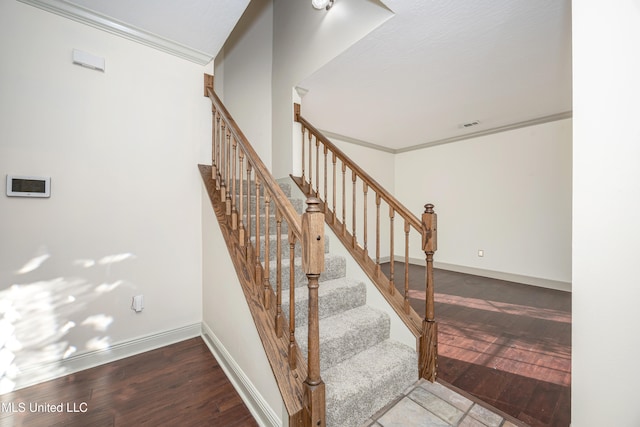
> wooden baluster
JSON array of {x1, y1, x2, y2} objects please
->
[
  {"x1": 389, "y1": 206, "x2": 395, "y2": 295},
  {"x1": 363, "y1": 182, "x2": 369, "y2": 258},
  {"x1": 301, "y1": 126, "x2": 306, "y2": 186},
  {"x1": 238, "y1": 150, "x2": 245, "y2": 246},
  {"x1": 323, "y1": 144, "x2": 328, "y2": 213},
  {"x1": 246, "y1": 162, "x2": 253, "y2": 263},
  {"x1": 213, "y1": 111, "x2": 220, "y2": 187},
  {"x1": 215, "y1": 114, "x2": 221, "y2": 190},
  {"x1": 255, "y1": 176, "x2": 263, "y2": 288},
  {"x1": 275, "y1": 210, "x2": 283, "y2": 337},
  {"x1": 332, "y1": 152, "x2": 337, "y2": 225},
  {"x1": 225, "y1": 130, "x2": 232, "y2": 215},
  {"x1": 352, "y1": 171, "x2": 357, "y2": 248},
  {"x1": 341, "y1": 161, "x2": 346, "y2": 235},
  {"x1": 219, "y1": 122, "x2": 227, "y2": 201},
  {"x1": 288, "y1": 229, "x2": 297, "y2": 370},
  {"x1": 219, "y1": 117, "x2": 224, "y2": 182},
  {"x1": 308, "y1": 130, "x2": 313, "y2": 194},
  {"x1": 315, "y1": 137, "x2": 320, "y2": 197},
  {"x1": 262, "y1": 189, "x2": 271, "y2": 310},
  {"x1": 419, "y1": 203, "x2": 438, "y2": 381},
  {"x1": 302, "y1": 197, "x2": 326, "y2": 427},
  {"x1": 404, "y1": 219, "x2": 410, "y2": 313},
  {"x1": 211, "y1": 108, "x2": 218, "y2": 180},
  {"x1": 376, "y1": 193, "x2": 381, "y2": 276},
  {"x1": 231, "y1": 137, "x2": 238, "y2": 230}
]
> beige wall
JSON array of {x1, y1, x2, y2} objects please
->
[
  {"x1": 271, "y1": 0, "x2": 394, "y2": 178},
  {"x1": 0, "y1": 1, "x2": 210, "y2": 389},
  {"x1": 572, "y1": 0, "x2": 640, "y2": 425},
  {"x1": 395, "y1": 119, "x2": 572, "y2": 290},
  {"x1": 214, "y1": 0, "x2": 274, "y2": 169},
  {"x1": 200, "y1": 189, "x2": 283, "y2": 425}
]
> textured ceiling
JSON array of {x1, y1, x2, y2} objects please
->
[
  {"x1": 298, "y1": 0, "x2": 572, "y2": 151},
  {"x1": 33, "y1": 0, "x2": 571, "y2": 151},
  {"x1": 64, "y1": 0, "x2": 250, "y2": 59}
]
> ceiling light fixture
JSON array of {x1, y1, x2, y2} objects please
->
[{"x1": 312, "y1": 0, "x2": 334, "y2": 10}]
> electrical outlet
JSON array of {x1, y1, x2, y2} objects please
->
[
  {"x1": 132, "y1": 295, "x2": 144, "y2": 312},
  {"x1": 478, "y1": 249, "x2": 484, "y2": 257}
]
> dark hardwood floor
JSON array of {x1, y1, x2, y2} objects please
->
[
  {"x1": 0, "y1": 267, "x2": 571, "y2": 427},
  {"x1": 0, "y1": 337, "x2": 257, "y2": 427},
  {"x1": 381, "y1": 263, "x2": 571, "y2": 427}
]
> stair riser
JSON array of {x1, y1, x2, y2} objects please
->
[
  {"x1": 296, "y1": 308, "x2": 390, "y2": 373},
  {"x1": 268, "y1": 255, "x2": 346, "y2": 290},
  {"x1": 252, "y1": 234, "x2": 329, "y2": 262},
  {"x1": 247, "y1": 215, "x2": 289, "y2": 235},
  {"x1": 324, "y1": 343, "x2": 418, "y2": 427},
  {"x1": 280, "y1": 281, "x2": 366, "y2": 327},
  {"x1": 214, "y1": 175, "x2": 420, "y2": 427},
  {"x1": 232, "y1": 195, "x2": 305, "y2": 215},
  {"x1": 227, "y1": 180, "x2": 292, "y2": 198}
]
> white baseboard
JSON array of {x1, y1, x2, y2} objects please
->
[
  {"x1": 379, "y1": 256, "x2": 571, "y2": 292},
  {"x1": 9, "y1": 323, "x2": 201, "y2": 393},
  {"x1": 200, "y1": 322, "x2": 281, "y2": 427},
  {"x1": 434, "y1": 262, "x2": 572, "y2": 292}
]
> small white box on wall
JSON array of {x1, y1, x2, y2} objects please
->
[
  {"x1": 72, "y1": 49, "x2": 105, "y2": 72},
  {"x1": 6, "y1": 175, "x2": 51, "y2": 198}
]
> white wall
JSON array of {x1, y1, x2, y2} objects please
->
[
  {"x1": 572, "y1": 1, "x2": 640, "y2": 425},
  {"x1": 0, "y1": 1, "x2": 209, "y2": 390},
  {"x1": 201, "y1": 189, "x2": 283, "y2": 425},
  {"x1": 214, "y1": 0, "x2": 274, "y2": 168},
  {"x1": 324, "y1": 138, "x2": 395, "y2": 259},
  {"x1": 395, "y1": 119, "x2": 572, "y2": 290},
  {"x1": 214, "y1": 0, "x2": 394, "y2": 180},
  {"x1": 272, "y1": 0, "x2": 394, "y2": 178}
]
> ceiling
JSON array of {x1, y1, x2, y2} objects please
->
[
  {"x1": 20, "y1": 0, "x2": 250, "y2": 63},
  {"x1": 66, "y1": 0, "x2": 250, "y2": 58},
  {"x1": 298, "y1": 0, "x2": 572, "y2": 152},
  {"x1": 24, "y1": 0, "x2": 572, "y2": 152}
]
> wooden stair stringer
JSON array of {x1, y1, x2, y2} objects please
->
[{"x1": 200, "y1": 164, "x2": 307, "y2": 425}]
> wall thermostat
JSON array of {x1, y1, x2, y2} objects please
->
[{"x1": 6, "y1": 175, "x2": 51, "y2": 198}]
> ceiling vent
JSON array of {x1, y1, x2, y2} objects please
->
[{"x1": 460, "y1": 120, "x2": 480, "y2": 129}]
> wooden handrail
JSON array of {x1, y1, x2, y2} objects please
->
[
  {"x1": 209, "y1": 88, "x2": 302, "y2": 238},
  {"x1": 295, "y1": 110, "x2": 422, "y2": 232},
  {"x1": 294, "y1": 103, "x2": 438, "y2": 382},
  {"x1": 204, "y1": 80, "x2": 325, "y2": 426}
]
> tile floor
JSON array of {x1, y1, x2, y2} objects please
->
[{"x1": 361, "y1": 379, "x2": 526, "y2": 427}]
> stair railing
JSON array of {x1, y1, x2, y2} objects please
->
[
  {"x1": 294, "y1": 103, "x2": 438, "y2": 381},
  {"x1": 204, "y1": 76, "x2": 326, "y2": 426}
]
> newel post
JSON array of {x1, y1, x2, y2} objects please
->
[
  {"x1": 302, "y1": 197, "x2": 326, "y2": 427},
  {"x1": 419, "y1": 203, "x2": 438, "y2": 381}
]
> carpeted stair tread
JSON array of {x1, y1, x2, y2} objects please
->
[
  {"x1": 324, "y1": 339, "x2": 417, "y2": 427},
  {"x1": 229, "y1": 177, "x2": 419, "y2": 426},
  {"x1": 268, "y1": 253, "x2": 346, "y2": 289},
  {"x1": 296, "y1": 305, "x2": 390, "y2": 372},
  {"x1": 231, "y1": 180, "x2": 292, "y2": 198},
  {"x1": 251, "y1": 233, "x2": 330, "y2": 261},
  {"x1": 248, "y1": 214, "x2": 289, "y2": 235},
  {"x1": 237, "y1": 194, "x2": 305, "y2": 214},
  {"x1": 281, "y1": 277, "x2": 366, "y2": 327}
]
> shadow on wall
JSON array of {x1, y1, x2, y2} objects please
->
[{"x1": 0, "y1": 250, "x2": 136, "y2": 394}]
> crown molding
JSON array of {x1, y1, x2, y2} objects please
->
[
  {"x1": 17, "y1": 0, "x2": 213, "y2": 65},
  {"x1": 320, "y1": 111, "x2": 573, "y2": 154},
  {"x1": 319, "y1": 130, "x2": 397, "y2": 153},
  {"x1": 396, "y1": 111, "x2": 574, "y2": 153}
]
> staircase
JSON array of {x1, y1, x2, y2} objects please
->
[
  {"x1": 258, "y1": 181, "x2": 417, "y2": 426},
  {"x1": 202, "y1": 77, "x2": 438, "y2": 427}
]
